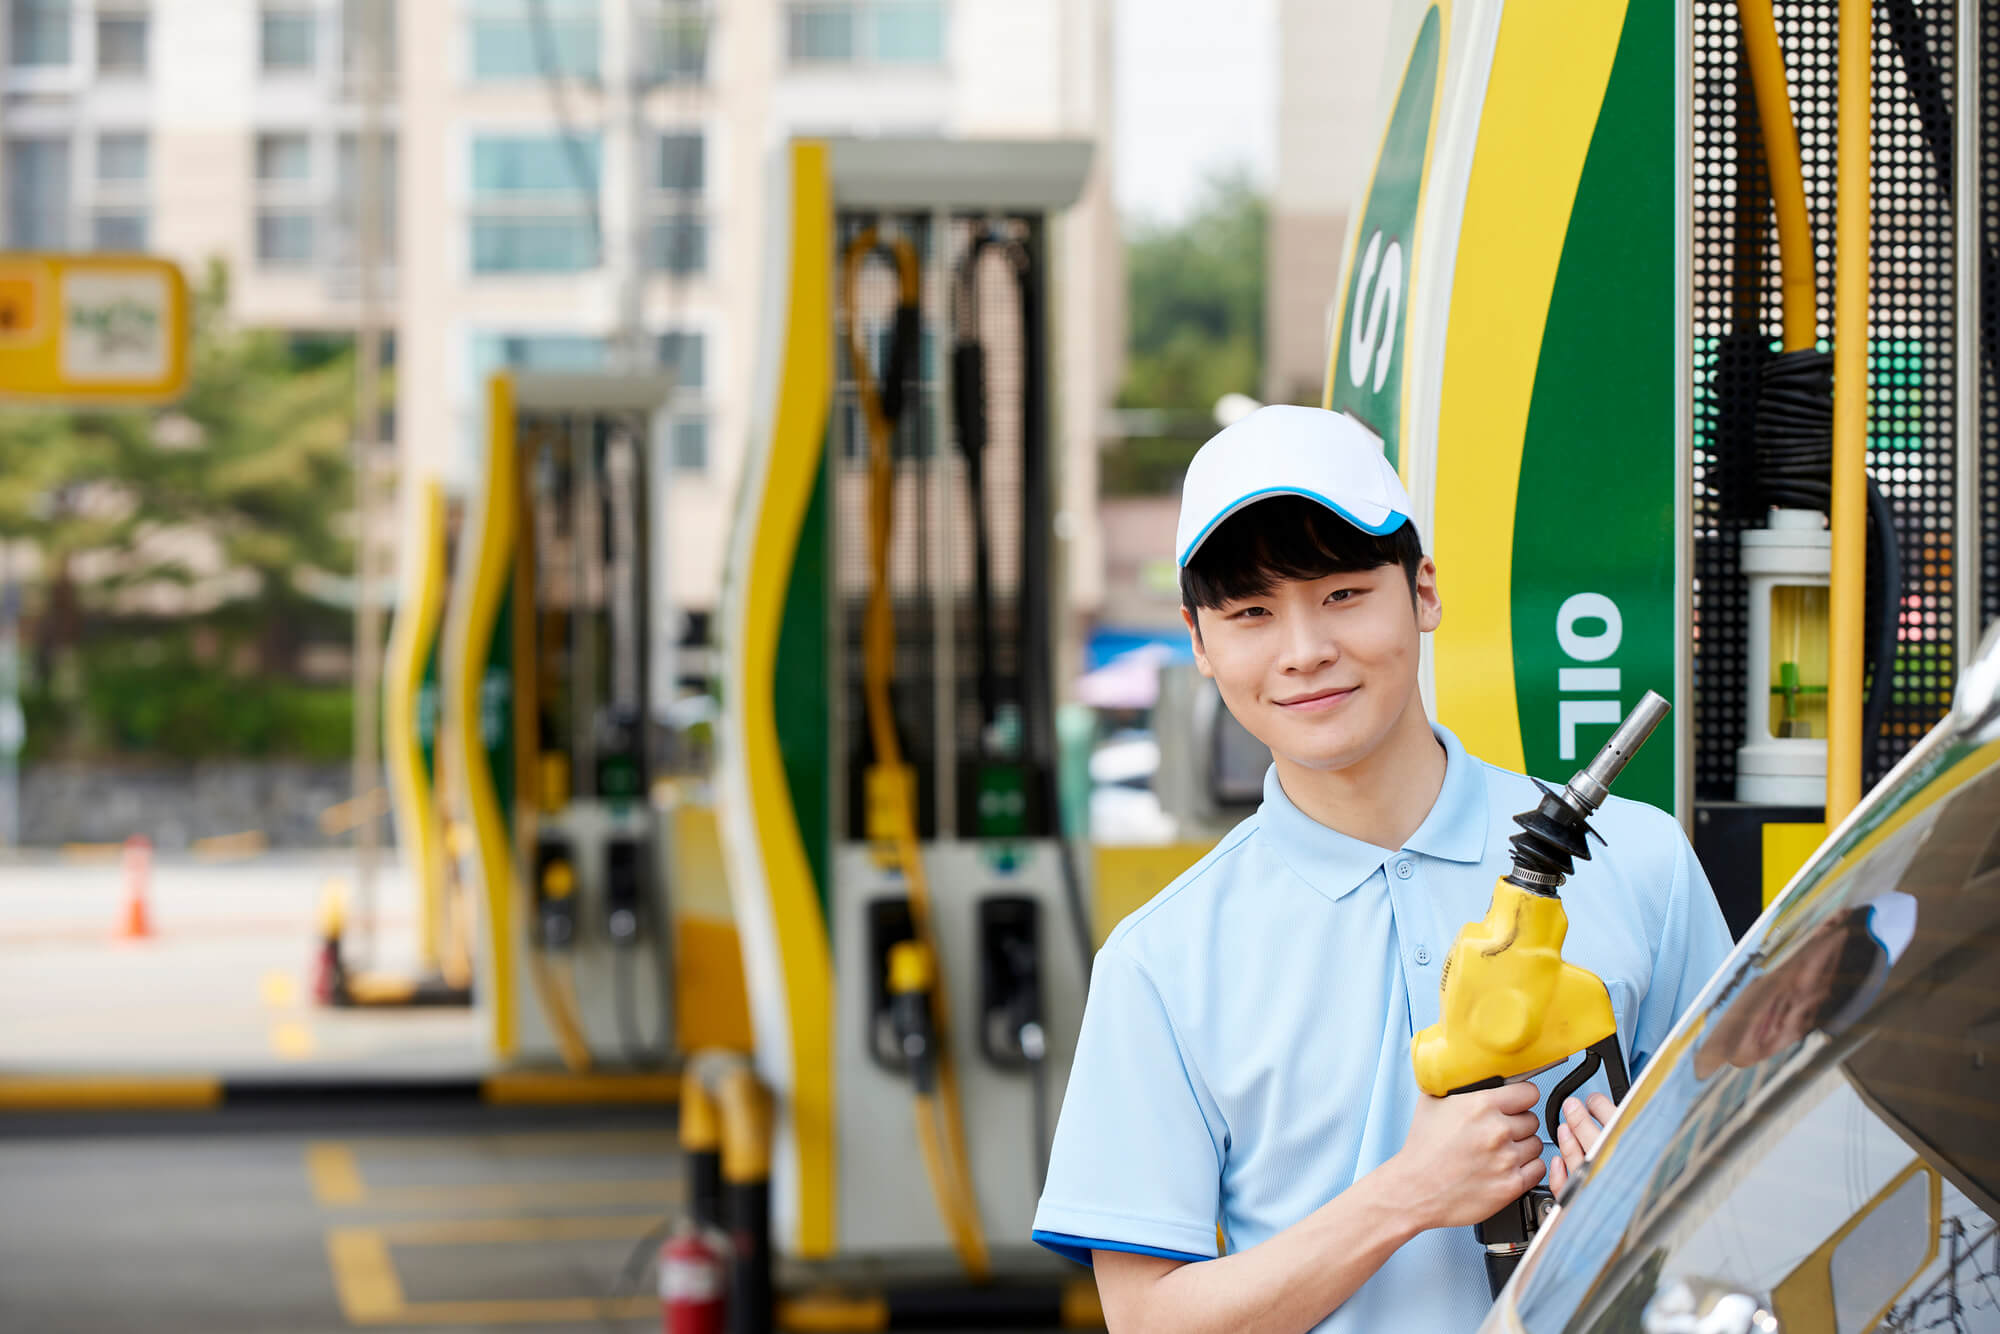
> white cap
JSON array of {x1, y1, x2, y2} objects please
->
[{"x1": 1174, "y1": 405, "x2": 1414, "y2": 569}]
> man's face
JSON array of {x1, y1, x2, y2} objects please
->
[
  {"x1": 1718, "y1": 922, "x2": 1849, "y2": 1068},
  {"x1": 1182, "y1": 555, "x2": 1442, "y2": 774}
]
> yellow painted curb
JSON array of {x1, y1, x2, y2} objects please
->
[
  {"x1": 480, "y1": 1071, "x2": 680, "y2": 1106},
  {"x1": 0, "y1": 1075, "x2": 222, "y2": 1111}
]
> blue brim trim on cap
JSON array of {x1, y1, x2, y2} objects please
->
[
  {"x1": 1178, "y1": 486, "x2": 1409, "y2": 568},
  {"x1": 1031, "y1": 1229, "x2": 1211, "y2": 1268}
]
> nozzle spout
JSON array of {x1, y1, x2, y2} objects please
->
[{"x1": 1571, "y1": 691, "x2": 1671, "y2": 813}]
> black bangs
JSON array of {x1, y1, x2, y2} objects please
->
[{"x1": 1181, "y1": 494, "x2": 1423, "y2": 615}]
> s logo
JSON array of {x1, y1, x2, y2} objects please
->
[{"x1": 1347, "y1": 230, "x2": 1404, "y2": 396}]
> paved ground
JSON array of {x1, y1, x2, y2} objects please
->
[
  {"x1": 0, "y1": 1104, "x2": 678, "y2": 1334},
  {"x1": 0, "y1": 851, "x2": 483, "y2": 1074}
]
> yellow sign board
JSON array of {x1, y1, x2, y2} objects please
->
[{"x1": 0, "y1": 253, "x2": 189, "y2": 402}]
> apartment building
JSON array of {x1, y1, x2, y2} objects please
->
[
  {"x1": 1265, "y1": 0, "x2": 1387, "y2": 406},
  {"x1": 2, "y1": 0, "x2": 1120, "y2": 635}
]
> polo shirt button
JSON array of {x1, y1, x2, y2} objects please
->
[
  {"x1": 1414, "y1": 945, "x2": 1432, "y2": 966},
  {"x1": 1394, "y1": 859, "x2": 1414, "y2": 880}
]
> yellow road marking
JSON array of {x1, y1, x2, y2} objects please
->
[
  {"x1": 260, "y1": 971, "x2": 301, "y2": 1008},
  {"x1": 192, "y1": 829, "x2": 269, "y2": 861},
  {"x1": 306, "y1": 1143, "x2": 366, "y2": 1205},
  {"x1": 325, "y1": 1228, "x2": 405, "y2": 1324},
  {"x1": 325, "y1": 1220, "x2": 658, "y2": 1326},
  {"x1": 0, "y1": 1075, "x2": 221, "y2": 1111},
  {"x1": 328, "y1": 1128, "x2": 677, "y2": 1155},
  {"x1": 360, "y1": 1179, "x2": 684, "y2": 1211},
  {"x1": 373, "y1": 1214, "x2": 660, "y2": 1245},
  {"x1": 270, "y1": 1021, "x2": 315, "y2": 1059},
  {"x1": 307, "y1": 1138, "x2": 683, "y2": 1210},
  {"x1": 344, "y1": 1296, "x2": 655, "y2": 1326}
]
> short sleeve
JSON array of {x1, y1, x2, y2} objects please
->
[
  {"x1": 1630, "y1": 825, "x2": 1735, "y2": 1075},
  {"x1": 1031, "y1": 947, "x2": 1224, "y2": 1267}
]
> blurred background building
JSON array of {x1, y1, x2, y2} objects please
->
[{"x1": 0, "y1": 0, "x2": 1120, "y2": 651}]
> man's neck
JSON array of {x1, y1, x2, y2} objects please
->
[{"x1": 1273, "y1": 705, "x2": 1449, "y2": 852}]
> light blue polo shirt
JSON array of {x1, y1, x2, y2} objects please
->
[{"x1": 1031, "y1": 723, "x2": 1732, "y2": 1333}]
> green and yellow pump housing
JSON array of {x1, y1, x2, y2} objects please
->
[
  {"x1": 418, "y1": 370, "x2": 679, "y2": 1070},
  {"x1": 1328, "y1": 0, "x2": 1688, "y2": 827},
  {"x1": 715, "y1": 137, "x2": 1092, "y2": 1266}
]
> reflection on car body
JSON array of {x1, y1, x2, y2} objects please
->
[{"x1": 1484, "y1": 620, "x2": 2000, "y2": 1334}]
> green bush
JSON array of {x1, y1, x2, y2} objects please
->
[{"x1": 25, "y1": 631, "x2": 352, "y2": 763}]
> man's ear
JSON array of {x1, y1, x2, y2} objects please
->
[
  {"x1": 1180, "y1": 605, "x2": 1215, "y2": 678},
  {"x1": 1413, "y1": 556, "x2": 1443, "y2": 634}
]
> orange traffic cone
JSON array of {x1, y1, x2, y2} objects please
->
[{"x1": 118, "y1": 834, "x2": 154, "y2": 940}]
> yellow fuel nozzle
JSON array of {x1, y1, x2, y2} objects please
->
[
  {"x1": 1412, "y1": 693, "x2": 1669, "y2": 1098},
  {"x1": 1412, "y1": 881, "x2": 1618, "y2": 1096}
]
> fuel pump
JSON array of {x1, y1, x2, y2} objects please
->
[
  {"x1": 1413, "y1": 692, "x2": 1669, "y2": 1295},
  {"x1": 712, "y1": 137, "x2": 1100, "y2": 1323},
  {"x1": 440, "y1": 371, "x2": 678, "y2": 1071}
]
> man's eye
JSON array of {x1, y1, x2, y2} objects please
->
[
  {"x1": 1327, "y1": 589, "x2": 1356, "y2": 604},
  {"x1": 1231, "y1": 606, "x2": 1268, "y2": 620}
]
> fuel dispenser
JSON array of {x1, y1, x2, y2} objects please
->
[
  {"x1": 1305, "y1": 0, "x2": 2000, "y2": 1302},
  {"x1": 1324, "y1": 0, "x2": 1997, "y2": 932},
  {"x1": 432, "y1": 370, "x2": 679, "y2": 1070},
  {"x1": 712, "y1": 137, "x2": 1100, "y2": 1322}
]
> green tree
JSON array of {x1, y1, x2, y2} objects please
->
[
  {"x1": 0, "y1": 260, "x2": 360, "y2": 757},
  {"x1": 1106, "y1": 169, "x2": 1268, "y2": 495}
]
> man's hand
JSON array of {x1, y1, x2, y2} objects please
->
[
  {"x1": 1383, "y1": 1083, "x2": 1546, "y2": 1230},
  {"x1": 1548, "y1": 1092, "x2": 1614, "y2": 1196}
]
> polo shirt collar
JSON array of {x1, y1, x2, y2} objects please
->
[{"x1": 1256, "y1": 723, "x2": 1490, "y2": 902}]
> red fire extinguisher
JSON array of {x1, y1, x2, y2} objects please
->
[{"x1": 660, "y1": 1221, "x2": 728, "y2": 1334}]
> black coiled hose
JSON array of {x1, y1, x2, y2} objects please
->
[{"x1": 1754, "y1": 350, "x2": 1903, "y2": 777}]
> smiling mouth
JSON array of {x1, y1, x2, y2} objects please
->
[{"x1": 1276, "y1": 686, "x2": 1357, "y2": 709}]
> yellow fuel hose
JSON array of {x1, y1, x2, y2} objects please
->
[
  {"x1": 1828, "y1": 0, "x2": 1871, "y2": 824},
  {"x1": 1735, "y1": 0, "x2": 1818, "y2": 351},
  {"x1": 513, "y1": 435, "x2": 594, "y2": 1075},
  {"x1": 843, "y1": 226, "x2": 991, "y2": 1280}
]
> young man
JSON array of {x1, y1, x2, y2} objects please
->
[{"x1": 1030, "y1": 406, "x2": 1733, "y2": 1333}]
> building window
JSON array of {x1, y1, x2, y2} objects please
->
[
  {"x1": 92, "y1": 210, "x2": 147, "y2": 251},
  {"x1": 257, "y1": 211, "x2": 315, "y2": 265},
  {"x1": 469, "y1": 332, "x2": 608, "y2": 387},
  {"x1": 656, "y1": 132, "x2": 703, "y2": 193},
  {"x1": 670, "y1": 416, "x2": 708, "y2": 472},
  {"x1": 96, "y1": 133, "x2": 149, "y2": 184},
  {"x1": 656, "y1": 330, "x2": 704, "y2": 390},
  {"x1": 256, "y1": 132, "x2": 312, "y2": 182},
  {"x1": 649, "y1": 216, "x2": 707, "y2": 274},
  {"x1": 470, "y1": 134, "x2": 600, "y2": 274},
  {"x1": 261, "y1": 7, "x2": 316, "y2": 72},
  {"x1": 469, "y1": 0, "x2": 600, "y2": 82},
  {"x1": 6, "y1": 139, "x2": 72, "y2": 249},
  {"x1": 646, "y1": 2, "x2": 708, "y2": 83},
  {"x1": 97, "y1": 10, "x2": 149, "y2": 75},
  {"x1": 10, "y1": 0, "x2": 71, "y2": 67},
  {"x1": 786, "y1": 1, "x2": 944, "y2": 67}
]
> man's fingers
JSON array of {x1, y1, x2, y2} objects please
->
[
  {"x1": 1586, "y1": 1092, "x2": 1616, "y2": 1124},
  {"x1": 1549, "y1": 1153, "x2": 1569, "y2": 1196},
  {"x1": 1556, "y1": 1121, "x2": 1587, "y2": 1171},
  {"x1": 1504, "y1": 1111, "x2": 1540, "y2": 1142},
  {"x1": 1490, "y1": 1082, "x2": 1541, "y2": 1115},
  {"x1": 1562, "y1": 1096, "x2": 1607, "y2": 1154}
]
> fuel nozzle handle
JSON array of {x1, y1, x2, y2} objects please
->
[{"x1": 1506, "y1": 691, "x2": 1670, "y2": 894}]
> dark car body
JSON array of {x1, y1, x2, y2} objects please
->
[{"x1": 1481, "y1": 623, "x2": 2000, "y2": 1334}]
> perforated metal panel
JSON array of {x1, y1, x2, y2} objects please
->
[
  {"x1": 1982, "y1": 1, "x2": 2000, "y2": 637},
  {"x1": 1692, "y1": 0, "x2": 1965, "y2": 798}
]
